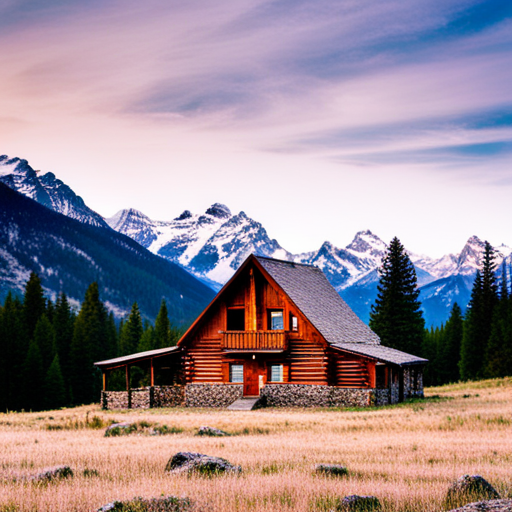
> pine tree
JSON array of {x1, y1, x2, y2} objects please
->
[
  {"x1": 138, "y1": 322, "x2": 155, "y2": 352},
  {"x1": 33, "y1": 314, "x2": 56, "y2": 372},
  {"x1": 43, "y1": 354, "x2": 67, "y2": 410},
  {"x1": 154, "y1": 299, "x2": 171, "y2": 349},
  {"x1": 21, "y1": 339, "x2": 44, "y2": 411},
  {"x1": 23, "y1": 272, "x2": 47, "y2": 340},
  {"x1": 69, "y1": 283, "x2": 109, "y2": 405},
  {"x1": 441, "y1": 303, "x2": 464, "y2": 383},
  {"x1": 0, "y1": 293, "x2": 28, "y2": 411},
  {"x1": 119, "y1": 302, "x2": 143, "y2": 355},
  {"x1": 485, "y1": 261, "x2": 511, "y2": 377},
  {"x1": 53, "y1": 293, "x2": 75, "y2": 391},
  {"x1": 460, "y1": 242, "x2": 499, "y2": 380},
  {"x1": 421, "y1": 326, "x2": 438, "y2": 386},
  {"x1": 369, "y1": 237, "x2": 425, "y2": 354}
]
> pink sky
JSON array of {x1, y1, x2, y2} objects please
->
[{"x1": 1, "y1": 0, "x2": 512, "y2": 257}]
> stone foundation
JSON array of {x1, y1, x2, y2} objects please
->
[
  {"x1": 185, "y1": 384, "x2": 243, "y2": 408},
  {"x1": 154, "y1": 385, "x2": 185, "y2": 407},
  {"x1": 374, "y1": 388, "x2": 390, "y2": 406},
  {"x1": 131, "y1": 389, "x2": 151, "y2": 409},
  {"x1": 102, "y1": 391, "x2": 129, "y2": 409},
  {"x1": 261, "y1": 384, "x2": 373, "y2": 408}
]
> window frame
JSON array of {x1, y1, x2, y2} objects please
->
[
  {"x1": 230, "y1": 364, "x2": 244, "y2": 383},
  {"x1": 269, "y1": 364, "x2": 284, "y2": 382}
]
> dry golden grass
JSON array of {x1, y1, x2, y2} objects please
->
[{"x1": 1, "y1": 378, "x2": 511, "y2": 512}]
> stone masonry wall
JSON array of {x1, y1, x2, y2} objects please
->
[
  {"x1": 185, "y1": 384, "x2": 243, "y2": 407},
  {"x1": 102, "y1": 391, "x2": 129, "y2": 409},
  {"x1": 374, "y1": 388, "x2": 390, "y2": 406},
  {"x1": 153, "y1": 385, "x2": 185, "y2": 407},
  {"x1": 131, "y1": 389, "x2": 151, "y2": 409},
  {"x1": 261, "y1": 384, "x2": 373, "y2": 408}
]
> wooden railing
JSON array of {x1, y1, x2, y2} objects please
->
[{"x1": 222, "y1": 331, "x2": 287, "y2": 351}]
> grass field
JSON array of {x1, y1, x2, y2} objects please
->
[{"x1": 1, "y1": 378, "x2": 511, "y2": 512}]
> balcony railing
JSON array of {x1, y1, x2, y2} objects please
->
[{"x1": 222, "y1": 331, "x2": 287, "y2": 351}]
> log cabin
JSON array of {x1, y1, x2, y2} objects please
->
[{"x1": 96, "y1": 254, "x2": 427, "y2": 409}]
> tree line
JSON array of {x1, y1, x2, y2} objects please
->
[
  {"x1": 0, "y1": 275, "x2": 181, "y2": 412},
  {"x1": 370, "y1": 238, "x2": 512, "y2": 386}
]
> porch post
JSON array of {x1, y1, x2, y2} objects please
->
[
  {"x1": 150, "y1": 358, "x2": 154, "y2": 387},
  {"x1": 125, "y1": 365, "x2": 130, "y2": 391}
]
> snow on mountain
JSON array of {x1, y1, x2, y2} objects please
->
[
  {"x1": 107, "y1": 203, "x2": 292, "y2": 285},
  {"x1": 0, "y1": 155, "x2": 109, "y2": 229}
]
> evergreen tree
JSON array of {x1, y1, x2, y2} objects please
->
[
  {"x1": 21, "y1": 339, "x2": 44, "y2": 411},
  {"x1": 106, "y1": 312, "x2": 118, "y2": 360},
  {"x1": 33, "y1": 314, "x2": 56, "y2": 372},
  {"x1": 154, "y1": 299, "x2": 171, "y2": 349},
  {"x1": 43, "y1": 354, "x2": 67, "y2": 410},
  {"x1": 441, "y1": 303, "x2": 464, "y2": 383},
  {"x1": 421, "y1": 326, "x2": 439, "y2": 386},
  {"x1": 138, "y1": 322, "x2": 155, "y2": 352},
  {"x1": 369, "y1": 237, "x2": 425, "y2": 354},
  {"x1": 460, "y1": 242, "x2": 498, "y2": 380},
  {"x1": 53, "y1": 293, "x2": 75, "y2": 390},
  {"x1": 485, "y1": 262, "x2": 511, "y2": 377},
  {"x1": 119, "y1": 302, "x2": 143, "y2": 355},
  {"x1": 23, "y1": 272, "x2": 46, "y2": 340},
  {"x1": 0, "y1": 293, "x2": 28, "y2": 411},
  {"x1": 69, "y1": 283, "x2": 108, "y2": 405}
]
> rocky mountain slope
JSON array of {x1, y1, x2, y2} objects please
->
[
  {"x1": 0, "y1": 182, "x2": 214, "y2": 324},
  {"x1": 2, "y1": 154, "x2": 510, "y2": 327}
]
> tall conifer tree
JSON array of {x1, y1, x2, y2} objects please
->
[
  {"x1": 119, "y1": 302, "x2": 143, "y2": 355},
  {"x1": 369, "y1": 237, "x2": 425, "y2": 354},
  {"x1": 23, "y1": 272, "x2": 46, "y2": 341},
  {"x1": 154, "y1": 299, "x2": 171, "y2": 349},
  {"x1": 460, "y1": 242, "x2": 498, "y2": 380},
  {"x1": 69, "y1": 283, "x2": 108, "y2": 405}
]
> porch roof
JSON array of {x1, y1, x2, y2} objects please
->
[{"x1": 94, "y1": 346, "x2": 180, "y2": 369}]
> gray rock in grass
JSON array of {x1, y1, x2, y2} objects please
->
[
  {"x1": 97, "y1": 495, "x2": 191, "y2": 511},
  {"x1": 315, "y1": 463, "x2": 348, "y2": 477},
  {"x1": 165, "y1": 452, "x2": 241, "y2": 475},
  {"x1": 337, "y1": 495, "x2": 382, "y2": 512},
  {"x1": 447, "y1": 499, "x2": 512, "y2": 512},
  {"x1": 29, "y1": 465, "x2": 74, "y2": 483},
  {"x1": 196, "y1": 426, "x2": 229, "y2": 437},
  {"x1": 446, "y1": 475, "x2": 501, "y2": 509}
]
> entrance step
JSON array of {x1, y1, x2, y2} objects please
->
[{"x1": 227, "y1": 397, "x2": 260, "y2": 411}]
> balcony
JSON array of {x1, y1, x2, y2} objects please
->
[{"x1": 221, "y1": 331, "x2": 288, "y2": 352}]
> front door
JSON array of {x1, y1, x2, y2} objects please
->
[{"x1": 244, "y1": 360, "x2": 260, "y2": 396}]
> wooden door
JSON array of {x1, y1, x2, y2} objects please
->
[{"x1": 244, "y1": 360, "x2": 260, "y2": 396}]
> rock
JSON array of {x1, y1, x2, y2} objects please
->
[
  {"x1": 104, "y1": 422, "x2": 136, "y2": 437},
  {"x1": 30, "y1": 465, "x2": 73, "y2": 483},
  {"x1": 337, "y1": 495, "x2": 381, "y2": 512},
  {"x1": 446, "y1": 475, "x2": 501, "y2": 509},
  {"x1": 315, "y1": 463, "x2": 348, "y2": 477},
  {"x1": 165, "y1": 452, "x2": 241, "y2": 475},
  {"x1": 448, "y1": 499, "x2": 512, "y2": 512},
  {"x1": 97, "y1": 495, "x2": 191, "y2": 511},
  {"x1": 196, "y1": 426, "x2": 229, "y2": 437}
]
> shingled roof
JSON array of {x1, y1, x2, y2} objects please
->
[
  {"x1": 255, "y1": 256, "x2": 381, "y2": 346},
  {"x1": 332, "y1": 343, "x2": 428, "y2": 366}
]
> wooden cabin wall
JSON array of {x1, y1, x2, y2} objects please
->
[{"x1": 332, "y1": 352, "x2": 372, "y2": 388}]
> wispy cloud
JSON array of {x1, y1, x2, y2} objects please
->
[{"x1": 0, "y1": 0, "x2": 511, "y2": 255}]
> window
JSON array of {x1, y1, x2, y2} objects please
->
[
  {"x1": 289, "y1": 314, "x2": 298, "y2": 331},
  {"x1": 230, "y1": 364, "x2": 244, "y2": 383},
  {"x1": 270, "y1": 364, "x2": 283, "y2": 382},
  {"x1": 376, "y1": 365, "x2": 387, "y2": 388},
  {"x1": 268, "y1": 310, "x2": 284, "y2": 330},
  {"x1": 227, "y1": 308, "x2": 245, "y2": 331}
]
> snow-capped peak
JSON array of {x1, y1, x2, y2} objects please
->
[{"x1": 204, "y1": 203, "x2": 231, "y2": 219}]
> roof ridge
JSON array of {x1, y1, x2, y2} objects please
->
[{"x1": 254, "y1": 254, "x2": 321, "y2": 269}]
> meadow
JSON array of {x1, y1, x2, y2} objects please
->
[{"x1": 1, "y1": 378, "x2": 511, "y2": 512}]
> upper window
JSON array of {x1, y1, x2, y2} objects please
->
[
  {"x1": 290, "y1": 314, "x2": 298, "y2": 331},
  {"x1": 268, "y1": 310, "x2": 284, "y2": 330},
  {"x1": 227, "y1": 308, "x2": 245, "y2": 331}
]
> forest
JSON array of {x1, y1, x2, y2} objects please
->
[{"x1": 0, "y1": 275, "x2": 181, "y2": 412}]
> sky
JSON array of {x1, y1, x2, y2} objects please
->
[{"x1": 1, "y1": 0, "x2": 512, "y2": 258}]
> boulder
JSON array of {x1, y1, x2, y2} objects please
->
[
  {"x1": 29, "y1": 465, "x2": 73, "y2": 483},
  {"x1": 337, "y1": 495, "x2": 381, "y2": 512},
  {"x1": 104, "y1": 422, "x2": 136, "y2": 437},
  {"x1": 165, "y1": 452, "x2": 241, "y2": 475},
  {"x1": 448, "y1": 499, "x2": 512, "y2": 512},
  {"x1": 446, "y1": 475, "x2": 501, "y2": 509},
  {"x1": 315, "y1": 463, "x2": 348, "y2": 477},
  {"x1": 97, "y1": 495, "x2": 191, "y2": 512},
  {"x1": 196, "y1": 426, "x2": 229, "y2": 437}
]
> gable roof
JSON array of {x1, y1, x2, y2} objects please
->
[
  {"x1": 255, "y1": 256, "x2": 381, "y2": 345},
  {"x1": 332, "y1": 342, "x2": 428, "y2": 366}
]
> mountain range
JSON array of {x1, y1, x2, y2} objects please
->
[{"x1": 1, "y1": 154, "x2": 511, "y2": 327}]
